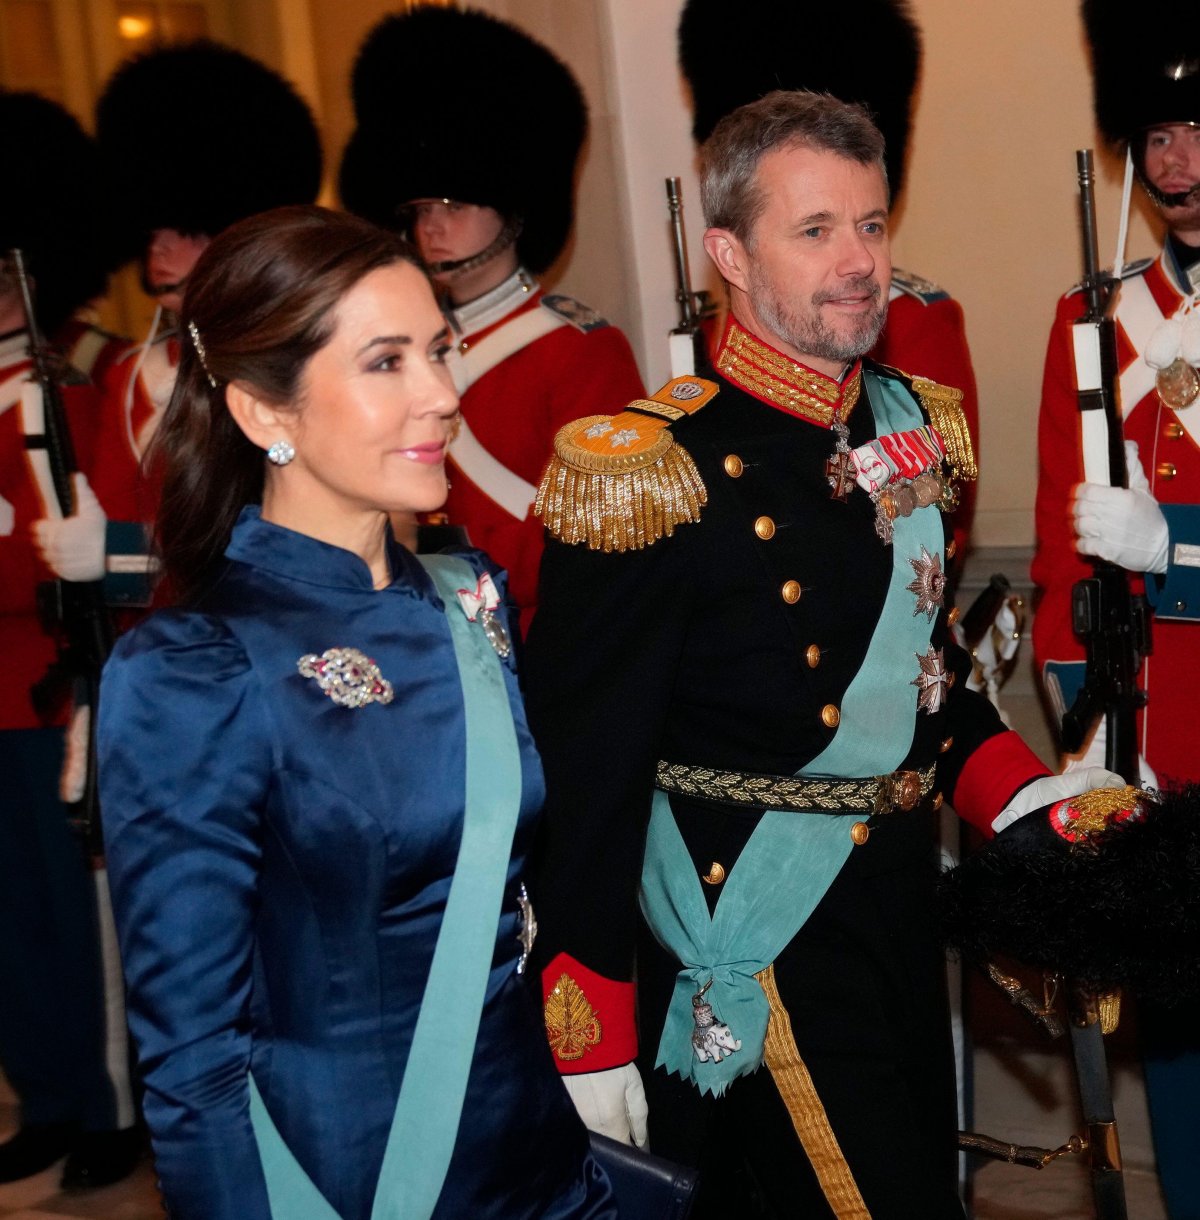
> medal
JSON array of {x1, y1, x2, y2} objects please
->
[
  {"x1": 826, "y1": 409, "x2": 855, "y2": 501},
  {"x1": 1155, "y1": 358, "x2": 1200, "y2": 411}
]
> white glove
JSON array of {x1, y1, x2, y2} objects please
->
[
  {"x1": 1072, "y1": 482, "x2": 1168, "y2": 574},
  {"x1": 991, "y1": 767, "x2": 1125, "y2": 835},
  {"x1": 1123, "y1": 440, "x2": 1151, "y2": 493},
  {"x1": 561, "y1": 1063, "x2": 649, "y2": 1149},
  {"x1": 33, "y1": 473, "x2": 107, "y2": 581}
]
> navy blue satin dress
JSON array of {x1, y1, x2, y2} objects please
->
[{"x1": 98, "y1": 508, "x2": 613, "y2": 1220}]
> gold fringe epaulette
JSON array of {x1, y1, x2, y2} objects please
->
[
  {"x1": 909, "y1": 376, "x2": 978, "y2": 482},
  {"x1": 535, "y1": 375, "x2": 719, "y2": 552}
]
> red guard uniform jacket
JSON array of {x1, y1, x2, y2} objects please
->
[
  {"x1": 1032, "y1": 246, "x2": 1200, "y2": 784},
  {"x1": 442, "y1": 271, "x2": 644, "y2": 634}
]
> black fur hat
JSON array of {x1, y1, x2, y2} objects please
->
[
  {"x1": 678, "y1": 0, "x2": 920, "y2": 198},
  {"x1": 339, "y1": 6, "x2": 587, "y2": 274},
  {"x1": 95, "y1": 40, "x2": 322, "y2": 258},
  {"x1": 939, "y1": 785, "x2": 1200, "y2": 1005},
  {"x1": 0, "y1": 92, "x2": 121, "y2": 334},
  {"x1": 1083, "y1": 0, "x2": 1200, "y2": 142}
]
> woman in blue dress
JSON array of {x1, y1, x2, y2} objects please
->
[{"x1": 97, "y1": 205, "x2": 615, "y2": 1220}]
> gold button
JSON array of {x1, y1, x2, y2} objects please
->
[
  {"x1": 754, "y1": 515, "x2": 776, "y2": 540},
  {"x1": 1165, "y1": 422, "x2": 1185, "y2": 440},
  {"x1": 724, "y1": 454, "x2": 744, "y2": 477},
  {"x1": 940, "y1": 736, "x2": 954, "y2": 753},
  {"x1": 947, "y1": 606, "x2": 961, "y2": 626},
  {"x1": 946, "y1": 540, "x2": 957, "y2": 559},
  {"x1": 805, "y1": 644, "x2": 821, "y2": 668},
  {"x1": 933, "y1": 792, "x2": 944, "y2": 811},
  {"x1": 821, "y1": 704, "x2": 840, "y2": 728},
  {"x1": 702, "y1": 861, "x2": 726, "y2": 886},
  {"x1": 781, "y1": 580, "x2": 802, "y2": 604},
  {"x1": 1157, "y1": 462, "x2": 1177, "y2": 480},
  {"x1": 850, "y1": 821, "x2": 870, "y2": 846}
]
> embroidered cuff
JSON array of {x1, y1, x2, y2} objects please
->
[
  {"x1": 951, "y1": 730, "x2": 1050, "y2": 838},
  {"x1": 541, "y1": 952, "x2": 637, "y2": 1075}
]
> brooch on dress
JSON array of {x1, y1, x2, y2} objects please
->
[
  {"x1": 297, "y1": 647, "x2": 394, "y2": 708},
  {"x1": 455, "y1": 572, "x2": 512, "y2": 658}
]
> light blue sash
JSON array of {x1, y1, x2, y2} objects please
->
[
  {"x1": 248, "y1": 555, "x2": 523, "y2": 1218},
  {"x1": 641, "y1": 369, "x2": 946, "y2": 1094}
]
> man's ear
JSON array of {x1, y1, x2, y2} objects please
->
[
  {"x1": 224, "y1": 382, "x2": 296, "y2": 453},
  {"x1": 703, "y1": 227, "x2": 750, "y2": 294}
]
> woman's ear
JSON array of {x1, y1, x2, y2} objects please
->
[{"x1": 224, "y1": 382, "x2": 296, "y2": 453}]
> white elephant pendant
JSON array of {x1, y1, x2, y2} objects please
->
[{"x1": 690, "y1": 977, "x2": 742, "y2": 1063}]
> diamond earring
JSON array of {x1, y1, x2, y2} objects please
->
[{"x1": 267, "y1": 440, "x2": 295, "y2": 466}]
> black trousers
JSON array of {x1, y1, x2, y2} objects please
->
[{"x1": 637, "y1": 806, "x2": 965, "y2": 1220}]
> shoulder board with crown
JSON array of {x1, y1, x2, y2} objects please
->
[
  {"x1": 875, "y1": 363, "x2": 978, "y2": 482},
  {"x1": 540, "y1": 293, "x2": 611, "y2": 333},
  {"x1": 889, "y1": 267, "x2": 950, "y2": 305},
  {"x1": 1066, "y1": 256, "x2": 1155, "y2": 297},
  {"x1": 534, "y1": 375, "x2": 720, "y2": 552}
]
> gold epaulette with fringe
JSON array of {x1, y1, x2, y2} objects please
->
[
  {"x1": 909, "y1": 375, "x2": 978, "y2": 482},
  {"x1": 535, "y1": 375, "x2": 719, "y2": 552}
]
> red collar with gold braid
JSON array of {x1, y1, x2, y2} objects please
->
[{"x1": 715, "y1": 316, "x2": 862, "y2": 427}]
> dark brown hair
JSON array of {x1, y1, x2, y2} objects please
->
[
  {"x1": 701, "y1": 90, "x2": 887, "y2": 244},
  {"x1": 149, "y1": 205, "x2": 419, "y2": 604}
]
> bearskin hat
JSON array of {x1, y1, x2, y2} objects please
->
[
  {"x1": 1083, "y1": 0, "x2": 1200, "y2": 142},
  {"x1": 95, "y1": 40, "x2": 322, "y2": 258},
  {"x1": 0, "y1": 92, "x2": 122, "y2": 335},
  {"x1": 939, "y1": 785, "x2": 1200, "y2": 1005},
  {"x1": 339, "y1": 7, "x2": 587, "y2": 274},
  {"x1": 678, "y1": 0, "x2": 920, "y2": 198}
]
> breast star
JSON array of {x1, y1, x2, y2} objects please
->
[{"x1": 906, "y1": 546, "x2": 946, "y2": 621}]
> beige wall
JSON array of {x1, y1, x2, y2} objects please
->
[{"x1": 292, "y1": 0, "x2": 1161, "y2": 548}]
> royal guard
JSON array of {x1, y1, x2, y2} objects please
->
[
  {"x1": 678, "y1": 0, "x2": 980, "y2": 562},
  {"x1": 64, "y1": 40, "x2": 323, "y2": 606},
  {"x1": 1031, "y1": 3, "x2": 1200, "y2": 1212},
  {"x1": 339, "y1": 6, "x2": 644, "y2": 632},
  {"x1": 0, "y1": 90, "x2": 138, "y2": 1190}
]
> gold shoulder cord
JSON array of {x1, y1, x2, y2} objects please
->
[
  {"x1": 535, "y1": 376, "x2": 718, "y2": 552},
  {"x1": 756, "y1": 964, "x2": 871, "y2": 1219},
  {"x1": 909, "y1": 376, "x2": 978, "y2": 482}
]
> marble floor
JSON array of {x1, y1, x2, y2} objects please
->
[{"x1": 0, "y1": 551, "x2": 1180, "y2": 1218}]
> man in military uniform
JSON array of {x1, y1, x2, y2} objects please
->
[
  {"x1": 1032, "y1": 3, "x2": 1200, "y2": 1211},
  {"x1": 678, "y1": 0, "x2": 981, "y2": 562},
  {"x1": 527, "y1": 91, "x2": 1118, "y2": 1218},
  {"x1": 340, "y1": 6, "x2": 643, "y2": 632}
]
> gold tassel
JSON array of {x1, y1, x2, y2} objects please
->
[
  {"x1": 535, "y1": 415, "x2": 707, "y2": 552},
  {"x1": 912, "y1": 377, "x2": 978, "y2": 482}
]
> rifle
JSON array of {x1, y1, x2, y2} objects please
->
[
  {"x1": 1057, "y1": 152, "x2": 1149, "y2": 784},
  {"x1": 10, "y1": 247, "x2": 113, "y2": 850},
  {"x1": 665, "y1": 177, "x2": 716, "y2": 377}
]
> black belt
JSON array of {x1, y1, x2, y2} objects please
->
[{"x1": 655, "y1": 760, "x2": 937, "y2": 815}]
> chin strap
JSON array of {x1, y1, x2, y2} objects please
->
[{"x1": 423, "y1": 217, "x2": 523, "y2": 279}]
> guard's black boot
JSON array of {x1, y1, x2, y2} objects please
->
[
  {"x1": 60, "y1": 1126, "x2": 142, "y2": 1191},
  {"x1": 0, "y1": 1122, "x2": 75, "y2": 1183}
]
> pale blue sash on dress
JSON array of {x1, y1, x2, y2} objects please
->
[{"x1": 248, "y1": 554, "x2": 523, "y2": 1218}]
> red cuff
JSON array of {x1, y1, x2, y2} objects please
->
[
  {"x1": 541, "y1": 952, "x2": 637, "y2": 1075},
  {"x1": 951, "y1": 730, "x2": 1051, "y2": 838}
]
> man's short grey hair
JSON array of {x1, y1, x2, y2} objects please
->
[{"x1": 701, "y1": 90, "x2": 888, "y2": 243}]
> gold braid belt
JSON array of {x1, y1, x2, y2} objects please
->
[{"x1": 655, "y1": 760, "x2": 937, "y2": 816}]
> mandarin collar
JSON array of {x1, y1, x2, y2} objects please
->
[
  {"x1": 449, "y1": 267, "x2": 538, "y2": 336},
  {"x1": 714, "y1": 316, "x2": 863, "y2": 427},
  {"x1": 225, "y1": 506, "x2": 427, "y2": 600}
]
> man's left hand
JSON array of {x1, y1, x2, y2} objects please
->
[{"x1": 991, "y1": 767, "x2": 1126, "y2": 834}]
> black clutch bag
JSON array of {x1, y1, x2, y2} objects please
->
[{"x1": 589, "y1": 1132, "x2": 699, "y2": 1220}]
